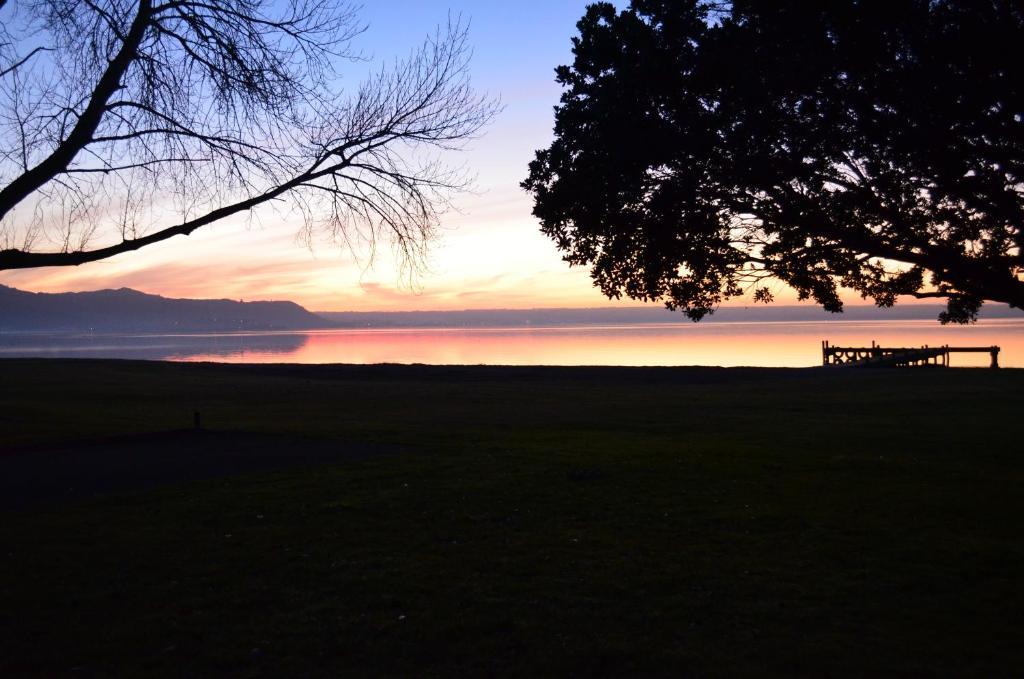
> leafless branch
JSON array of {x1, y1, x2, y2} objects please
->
[{"x1": 0, "y1": 1, "x2": 498, "y2": 272}]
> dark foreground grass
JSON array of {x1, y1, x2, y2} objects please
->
[{"x1": 1, "y1": 359, "x2": 1022, "y2": 676}]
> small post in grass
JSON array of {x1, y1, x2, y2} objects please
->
[{"x1": 194, "y1": 410, "x2": 202, "y2": 430}]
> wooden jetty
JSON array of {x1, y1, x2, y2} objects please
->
[{"x1": 822, "y1": 340, "x2": 1000, "y2": 368}]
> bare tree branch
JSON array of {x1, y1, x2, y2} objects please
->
[{"x1": 0, "y1": 1, "x2": 498, "y2": 272}]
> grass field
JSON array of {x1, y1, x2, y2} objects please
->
[{"x1": 1, "y1": 359, "x2": 1022, "y2": 676}]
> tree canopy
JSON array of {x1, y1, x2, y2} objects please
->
[
  {"x1": 0, "y1": 0, "x2": 497, "y2": 271},
  {"x1": 523, "y1": 0, "x2": 1024, "y2": 322}
]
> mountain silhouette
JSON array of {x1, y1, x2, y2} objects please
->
[{"x1": 0, "y1": 285, "x2": 330, "y2": 332}]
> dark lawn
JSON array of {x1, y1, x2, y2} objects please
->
[{"x1": 0, "y1": 359, "x2": 1021, "y2": 676}]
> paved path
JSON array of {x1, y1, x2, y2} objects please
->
[{"x1": 0, "y1": 430, "x2": 407, "y2": 511}]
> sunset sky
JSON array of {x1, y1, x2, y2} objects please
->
[{"x1": 0, "y1": 1, "x2": 836, "y2": 312}]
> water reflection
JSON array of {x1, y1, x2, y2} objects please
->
[
  {"x1": 179, "y1": 320, "x2": 1024, "y2": 367},
  {"x1": 5, "y1": 319, "x2": 1016, "y2": 367},
  {"x1": 0, "y1": 331, "x2": 308, "y2": 361}
]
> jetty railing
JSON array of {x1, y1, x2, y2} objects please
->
[{"x1": 822, "y1": 340, "x2": 1000, "y2": 368}]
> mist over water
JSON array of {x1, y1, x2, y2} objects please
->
[{"x1": 2, "y1": 319, "x2": 1021, "y2": 367}]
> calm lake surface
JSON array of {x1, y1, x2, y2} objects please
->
[{"x1": 2, "y1": 319, "x2": 1022, "y2": 367}]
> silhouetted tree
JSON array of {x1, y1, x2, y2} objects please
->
[
  {"x1": 0, "y1": 0, "x2": 497, "y2": 270},
  {"x1": 523, "y1": 1, "x2": 1023, "y2": 322}
]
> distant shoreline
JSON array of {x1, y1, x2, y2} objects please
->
[
  {"x1": 4, "y1": 282, "x2": 1019, "y2": 333},
  {"x1": 317, "y1": 304, "x2": 1021, "y2": 328},
  {"x1": 2, "y1": 315, "x2": 1023, "y2": 336}
]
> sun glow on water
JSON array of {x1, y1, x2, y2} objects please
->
[{"x1": 49, "y1": 319, "x2": 1017, "y2": 368}]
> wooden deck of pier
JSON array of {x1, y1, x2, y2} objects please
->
[{"x1": 822, "y1": 341, "x2": 1001, "y2": 368}]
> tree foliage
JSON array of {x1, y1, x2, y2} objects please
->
[
  {"x1": 523, "y1": 0, "x2": 1024, "y2": 322},
  {"x1": 0, "y1": 0, "x2": 497, "y2": 271}
]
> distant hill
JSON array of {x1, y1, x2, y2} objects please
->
[
  {"x1": 318, "y1": 303, "x2": 1020, "y2": 328},
  {"x1": 2, "y1": 283, "x2": 1018, "y2": 333},
  {"x1": 0, "y1": 285, "x2": 330, "y2": 332}
]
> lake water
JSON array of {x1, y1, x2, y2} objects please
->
[{"x1": 1, "y1": 319, "x2": 1022, "y2": 367}]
